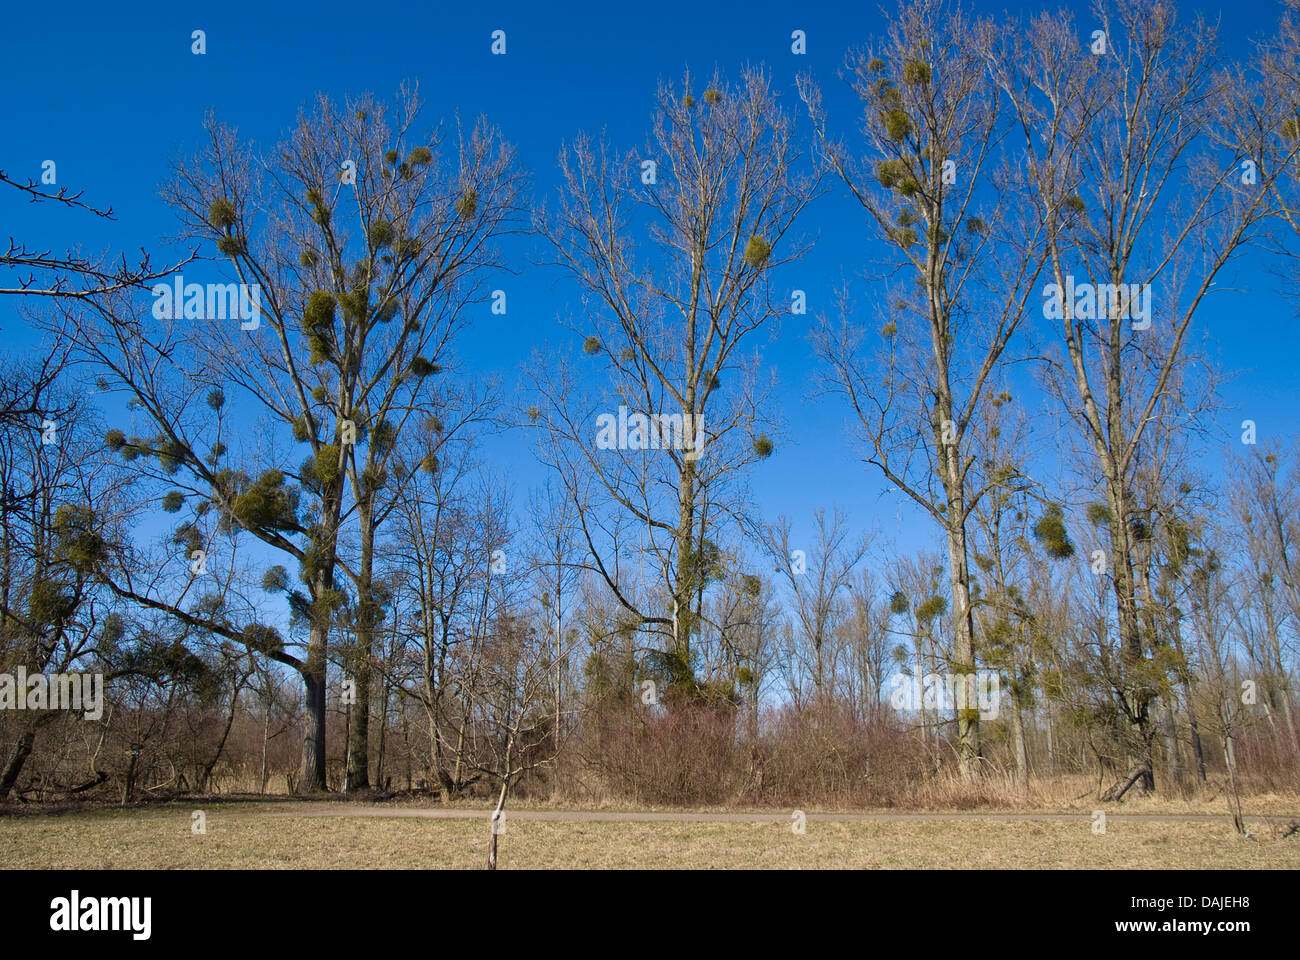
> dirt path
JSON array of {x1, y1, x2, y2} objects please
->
[{"x1": 264, "y1": 803, "x2": 1298, "y2": 824}]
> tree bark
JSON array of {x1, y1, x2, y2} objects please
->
[
  {"x1": 0, "y1": 727, "x2": 38, "y2": 800},
  {"x1": 1105, "y1": 478, "x2": 1155, "y2": 797},
  {"x1": 672, "y1": 441, "x2": 698, "y2": 691},
  {"x1": 346, "y1": 504, "x2": 376, "y2": 791},
  {"x1": 1011, "y1": 699, "x2": 1029, "y2": 791},
  {"x1": 298, "y1": 630, "x2": 328, "y2": 792},
  {"x1": 942, "y1": 497, "x2": 980, "y2": 776}
]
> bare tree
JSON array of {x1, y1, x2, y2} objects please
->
[
  {"x1": 1231, "y1": 447, "x2": 1300, "y2": 762},
  {"x1": 761, "y1": 508, "x2": 869, "y2": 704},
  {"x1": 527, "y1": 481, "x2": 583, "y2": 759},
  {"x1": 51, "y1": 87, "x2": 523, "y2": 792},
  {"x1": 986, "y1": 0, "x2": 1280, "y2": 797},
  {"x1": 840, "y1": 570, "x2": 893, "y2": 721},
  {"x1": 801, "y1": 0, "x2": 1048, "y2": 775},
  {"x1": 0, "y1": 356, "x2": 130, "y2": 798},
  {"x1": 386, "y1": 431, "x2": 511, "y2": 800},
  {"x1": 469, "y1": 610, "x2": 564, "y2": 869},
  {"x1": 531, "y1": 67, "x2": 819, "y2": 695}
]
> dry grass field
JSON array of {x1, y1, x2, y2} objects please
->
[{"x1": 2, "y1": 800, "x2": 1299, "y2": 869}]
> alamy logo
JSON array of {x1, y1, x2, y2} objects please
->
[
  {"x1": 1042, "y1": 275, "x2": 1151, "y2": 330},
  {"x1": 889, "y1": 670, "x2": 1000, "y2": 720},
  {"x1": 50, "y1": 891, "x2": 151, "y2": 940},
  {"x1": 595, "y1": 405, "x2": 706, "y2": 461},
  {"x1": 0, "y1": 668, "x2": 103, "y2": 720},
  {"x1": 152, "y1": 275, "x2": 261, "y2": 329}
]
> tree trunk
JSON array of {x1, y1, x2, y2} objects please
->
[
  {"x1": 1170, "y1": 628, "x2": 1208, "y2": 784},
  {"x1": 200, "y1": 675, "x2": 246, "y2": 792},
  {"x1": 299, "y1": 483, "x2": 344, "y2": 793},
  {"x1": 0, "y1": 727, "x2": 38, "y2": 800},
  {"x1": 1100, "y1": 758, "x2": 1152, "y2": 803},
  {"x1": 298, "y1": 635, "x2": 328, "y2": 792},
  {"x1": 1106, "y1": 481, "x2": 1155, "y2": 798},
  {"x1": 1045, "y1": 698, "x2": 1055, "y2": 775},
  {"x1": 942, "y1": 512, "x2": 980, "y2": 777},
  {"x1": 1222, "y1": 728, "x2": 1245, "y2": 835},
  {"x1": 122, "y1": 746, "x2": 139, "y2": 804},
  {"x1": 342, "y1": 696, "x2": 351, "y2": 791},
  {"x1": 375, "y1": 678, "x2": 388, "y2": 791},
  {"x1": 260, "y1": 699, "x2": 271, "y2": 795},
  {"x1": 1188, "y1": 704, "x2": 1208, "y2": 784},
  {"x1": 672, "y1": 453, "x2": 697, "y2": 690},
  {"x1": 1010, "y1": 697, "x2": 1029, "y2": 791},
  {"x1": 1162, "y1": 696, "x2": 1182, "y2": 792},
  {"x1": 487, "y1": 777, "x2": 507, "y2": 871},
  {"x1": 932, "y1": 364, "x2": 979, "y2": 777},
  {"x1": 346, "y1": 506, "x2": 376, "y2": 791},
  {"x1": 401, "y1": 698, "x2": 412, "y2": 791}
]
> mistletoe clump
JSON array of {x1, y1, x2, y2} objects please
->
[{"x1": 744, "y1": 235, "x2": 772, "y2": 268}]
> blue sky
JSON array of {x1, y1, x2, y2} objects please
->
[{"x1": 2, "y1": 0, "x2": 1296, "y2": 567}]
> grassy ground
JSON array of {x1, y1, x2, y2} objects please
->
[{"x1": 2, "y1": 801, "x2": 1298, "y2": 868}]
